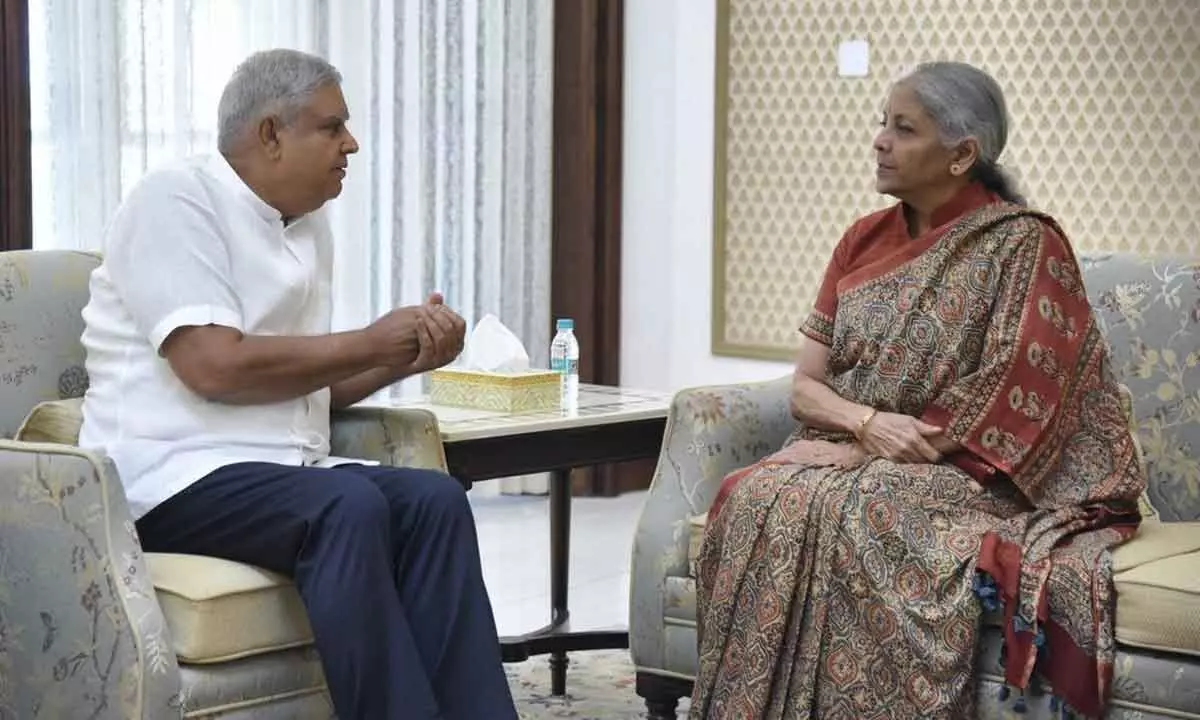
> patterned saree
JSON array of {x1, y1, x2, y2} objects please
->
[{"x1": 692, "y1": 202, "x2": 1146, "y2": 719}]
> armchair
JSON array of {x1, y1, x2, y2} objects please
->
[
  {"x1": 631, "y1": 253, "x2": 1200, "y2": 718},
  {"x1": 0, "y1": 250, "x2": 447, "y2": 719}
]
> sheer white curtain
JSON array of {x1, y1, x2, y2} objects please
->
[
  {"x1": 28, "y1": 0, "x2": 328, "y2": 249},
  {"x1": 29, "y1": 0, "x2": 553, "y2": 495}
]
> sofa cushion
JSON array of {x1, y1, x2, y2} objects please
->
[
  {"x1": 178, "y1": 645, "x2": 329, "y2": 717},
  {"x1": 147, "y1": 553, "x2": 313, "y2": 664},
  {"x1": 684, "y1": 515, "x2": 1200, "y2": 656},
  {"x1": 15, "y1": 397, "x2": 83, "y2": 445},
  {"x1": 18, "y1": 402, "x2": 317, "y2": 664},
  {"x1": 665, "y1": 575, "x2": 698, "y2": 623},
  {"x1": 1111, "y1": 520, "x2": 1200, "y2": 657}
]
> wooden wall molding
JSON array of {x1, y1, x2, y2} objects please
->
[
  {"x1": 0, "y1": 0, "x2": 31, "y2": 251},
  {"x1": 551, "y1": 0, "x2": 645, "y2": 496}
]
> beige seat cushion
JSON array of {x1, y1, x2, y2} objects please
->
[
  {"x1": 147, "y1": 553, "x2": 313, "y2": 664},
  {"x1": 17, "y1": 401, "x2": 316, "y2": 663},
  {"x1": 686, "y1": 514, "x2": 1200, "y2": 655},
  {"x1": 1112, "y1": 520, "x2": 1200, "y2": 657}
]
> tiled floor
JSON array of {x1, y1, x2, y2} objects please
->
[{"x1": 468, "y1": 489, "x2": 646, "y2": 637}]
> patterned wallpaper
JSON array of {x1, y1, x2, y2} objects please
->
[{"x1": 712, "y1": 0, "x2": 1200, "y2": 360}]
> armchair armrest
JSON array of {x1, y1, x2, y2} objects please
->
[
  {"x1": 330, "y1": 406, "x2": 448, "y2": 473},
  {"x1": 0, "y1": 440, "x2": 182, "y2": 719},
  {"x1": 629, "y1": 376, "x2": 796, "y2": 668}
]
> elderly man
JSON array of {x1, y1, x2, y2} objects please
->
[{"x1": 78, "y1": 49, "x2": 517, "y2": 719}]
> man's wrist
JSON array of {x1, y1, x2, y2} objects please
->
[
  {"x1": 347, "y1": 326, "x2": 389, "y2": 367},
  {"x1": 392, "y1": 360, "x2": 424, "y2": 382}
]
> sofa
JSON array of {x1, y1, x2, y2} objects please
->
[
  {"x1": 630, "y1": 253, "x2": 1200, "y2": 719},
  {"x1": 0, "y1": 250, "x2": 449, "y2": 719}
]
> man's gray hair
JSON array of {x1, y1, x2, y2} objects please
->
[
  {"x1": 216, "y1": 49, "x2": 343, "y2": 154},
  {"x1": 900, "y1": 61, "x2": 1026, "y2": 205}
]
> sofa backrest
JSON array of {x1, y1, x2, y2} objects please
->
[
  {"x1": 1082, "y1": 252, "x2": 1200, "y2": 522},
  {"x1": 0, "y1": 251, "x2": 101, "y2": 438}
]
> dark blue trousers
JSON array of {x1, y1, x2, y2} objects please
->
[{"x1": 135, "y1": 461, "x2": 517, "y2": 720}]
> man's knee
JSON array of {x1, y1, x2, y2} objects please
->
[
  {"x1": 392, "y1": 468, "x2": 470, "y2": 517},
  {"x1": 321, "y1": 474, "x2": 392, "y2": 529},
  {"x1": 416, "y1": 469, "x2": 469, "y2": 507}
]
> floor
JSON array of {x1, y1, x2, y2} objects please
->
[{"x1": 468, "y1": 489, "x2": 646, "y2": 637}]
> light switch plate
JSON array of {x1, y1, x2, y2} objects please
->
[{"x1": 837, "y1": 39, "x2": 870, "y2": 77}]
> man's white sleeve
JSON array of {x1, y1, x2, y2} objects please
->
[{"x1": 104, "y1": 173, "x2": 245, "y2": 353}]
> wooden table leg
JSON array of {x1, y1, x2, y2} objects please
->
[{"x1": 549, "y1": 467, "x2": 572, "y2": 695}]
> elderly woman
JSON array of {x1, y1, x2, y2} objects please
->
[{"x1": 692, "y1": 62, "x2": 1145, "y2": 719}]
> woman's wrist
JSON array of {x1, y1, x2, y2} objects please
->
[{"x1": 850, "y1": 406, "x2": 878, "y2": 441}]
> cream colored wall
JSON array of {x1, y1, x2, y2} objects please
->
[
  {"x1": 712, "y1": 0, "x2": 1200, "y2": 360},
  {"x1": 622, "y1": 0, "x2": 794, "y2": 395}
]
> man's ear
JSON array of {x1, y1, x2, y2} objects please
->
[
  {"x1": 256, "y1": 116, "x2": 284, "y2": 160},
  {"x1": 949, "y1": 137, "x2": 981, "y2": 177}
]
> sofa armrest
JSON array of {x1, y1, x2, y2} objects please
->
[
  {"x1": 629, "y1": 376, "x2": 795, "y2": 669},
  {"x1": 0, "y1": 440, "x2": 182, "y2": 719},
  {"x1": 330, "y1": 406, "x2": 448, "y2": 473}
]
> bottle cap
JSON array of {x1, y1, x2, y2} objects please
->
[{"x1": 556, "y1": 318, "x2": 574, "y2": 331}]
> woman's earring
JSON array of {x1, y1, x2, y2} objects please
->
[{"x1": 951, "y1": 164, "x2": 962, "y2": 175}]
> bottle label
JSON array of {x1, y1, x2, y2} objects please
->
[{"x1": 550, "y1": 357, "x2": 578, "y2": 374}]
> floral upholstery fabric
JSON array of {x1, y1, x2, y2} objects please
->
[
  {"x1": 629, "y1": 252, "x2": 1200, "y2": 717},
  {"x1": 0, "y1": 250, "x2": 183, "y2": 719},
  {"x1": 975, "y1": 626, "x2": 1200, "y2": 719},
  {"x1": 328, "y1": 406, "x2": 447, "y2": 472},
  {"x1": 0, "y1": 250, "x2": 449, "y2": 719},
  {"x1": 629, "y1": 376, "x2": 796, "y2": 674},
  {"x1": 0, "y1": 441, "x2": 184, "y2": 719},
  {"x1": 0, "y1": 251, "x2": 97, "y2": 437},
  {"x1": 1082, "y1": 253, "x2": 1200, "y2": 522},
  {"x1": 15, "y1": 398, "x2": 449, "y2": 477}
]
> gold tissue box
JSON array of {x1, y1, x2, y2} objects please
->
[{"x1": 429, "y1": 367, "x2": 561, "y2": 412}]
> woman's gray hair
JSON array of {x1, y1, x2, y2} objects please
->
[
  {"x1": 900, "y1": 61, "x2": 1027, "y2": 205},
  {"x1": 217, "y1": 49, "x2": 342, "y2": 154}
]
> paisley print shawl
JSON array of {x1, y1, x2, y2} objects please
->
[{"x1": 693, "y1": 204, "x2": 1145, "y2": 719}]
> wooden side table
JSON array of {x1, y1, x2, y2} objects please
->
[{"x1": 361, "y1": 384, "x2": 671, "y2": 695}]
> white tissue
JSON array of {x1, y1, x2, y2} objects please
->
[{"x1": 460, "y1": 313, "x2": 531, "y2": 373}]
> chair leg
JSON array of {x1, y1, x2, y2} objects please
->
[{"x1": 636, "y1": 671, "x2": 693, "y2": 720}]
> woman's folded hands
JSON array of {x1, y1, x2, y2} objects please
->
[
  {"x1": 859, "y1": 411, "x2": 943, "y2": 464},
  {"x1": 764, "y1": 440, "x2": 868, "y2": 468}
]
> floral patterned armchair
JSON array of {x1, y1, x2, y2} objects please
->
[
  {"x1": 630, "y1": 253, "x2": 1200, "y2": 719},
  {"x1": 0, "y1": 250, "x2": 447, "y2": 719}
]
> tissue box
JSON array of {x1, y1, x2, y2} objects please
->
[{"x1": 429, "y1": 367, "x2": 561, "y2": 412}]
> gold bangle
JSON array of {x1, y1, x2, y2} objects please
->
[{"x1": 854, "y1": 408, "x2": 878, "y2": 440}]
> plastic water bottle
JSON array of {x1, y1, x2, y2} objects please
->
[{"x1": 550, "y1": 318, "x2": 580, "y2": 411}]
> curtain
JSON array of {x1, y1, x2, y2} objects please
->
[{"x1": 28, "y1": 0, "x2": 553, "y2": 495}]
